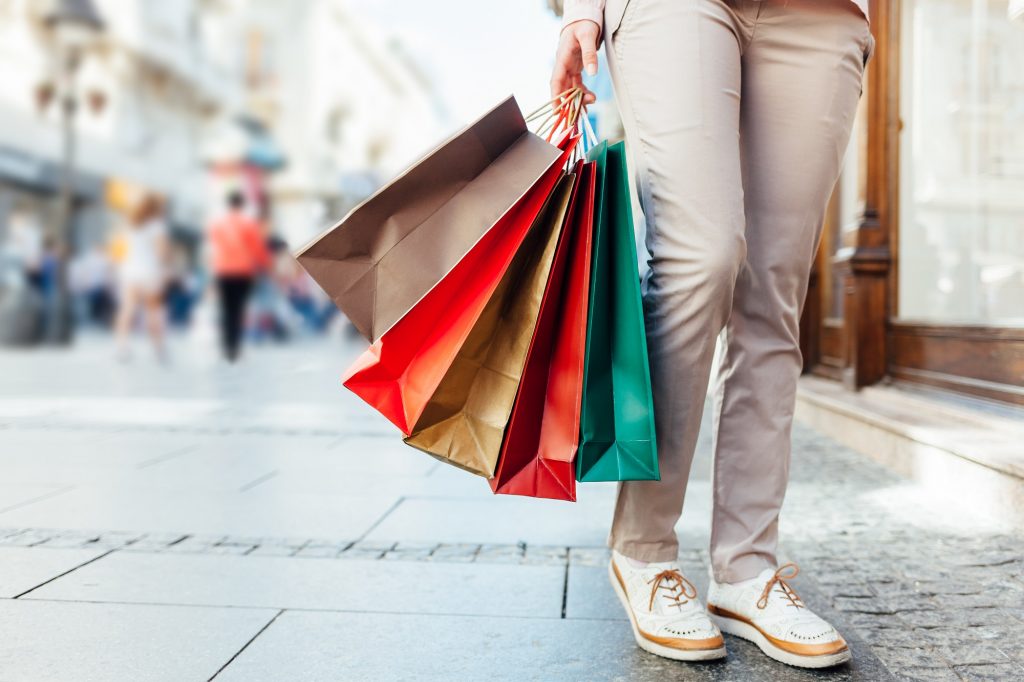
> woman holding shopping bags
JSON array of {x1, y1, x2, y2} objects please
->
[{"x1": 552, "y1": 0, "x2": 872, "y2": 669}]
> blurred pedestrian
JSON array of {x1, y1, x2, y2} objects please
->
[
  {"x1": 285, "y1": 261, "x2": 335, "y2": 333},
  {"x1": 39, "y1": 236, "x2": 61, "y2": 298},
  {"x1": 208, "y1": 191, "x2": 270, "y2": 362},
  {"x1": 114, "y1": 194, "x2": 169, "y2": 362},
  {"x1": 164, "y1": 244, "x2": 200, "y2": 328},
  {"x1": 69, "y1": 244, "x2": 115, "y2": 327},
  {"x1": 4, "y1": 208, "x2": 45, "y2": 290},
  {"x1": 0, "y1": 208, "x2": 47, "y2": 346}
]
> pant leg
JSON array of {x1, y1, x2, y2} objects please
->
[
  {"x1": 216, "y1": 277, "x2": 234, "y2": 359},
  {"x1": 709, "y1": 0, "x2": 872, "y2": 583},
  {"x1": 218, "y1": 277, "x2": 251, "y2": 361},
  {"x1": 230, "y1": 278, "x2": 252, "y2": 359},
  {"x1": 605, "y1": 0, "x2": 750, "y2": 563}
]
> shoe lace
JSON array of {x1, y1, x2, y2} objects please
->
[
  {"x1": 646, "y1": 569, "x2": 698, "y2": 612},
  {"x1": 756, "y1": 563, "x2": 805, "y2": 610}
]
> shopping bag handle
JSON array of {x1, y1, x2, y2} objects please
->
[
  {"x1": 533, "y1": 89, "x2": 583, "y2": 139},
  {"x1": 524, "y1": 87, "x2": 579, "y2": 122},
  {"x1": 579, "y1": 105, "x2": 599, "y2": 150},
  {"x1": 527, "y1": 87, "x2": 597, "y2": 164}
]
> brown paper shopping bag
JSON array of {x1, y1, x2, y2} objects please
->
[
  {"x1": 403, "y1": 172, "x2": 578, "y2": 477},
  {"x1": 295, "y1": 96, "x2": 564, "y2": 342}
]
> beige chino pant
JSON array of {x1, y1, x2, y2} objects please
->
[{"x1": 603, "y1": 0, "x2": 872, "y2": 583}]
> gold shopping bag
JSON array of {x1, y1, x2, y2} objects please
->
[{"x1": 403, "y1": 173, "x2": 577, "y2": 477}]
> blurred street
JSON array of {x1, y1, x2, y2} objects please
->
[{"x1": 0, "y1": 336, "x2": 1022, "y2": 681}]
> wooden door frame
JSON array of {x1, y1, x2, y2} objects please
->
[{"x1": 801, "y1": 0, "x2": 890, "y2": 382}]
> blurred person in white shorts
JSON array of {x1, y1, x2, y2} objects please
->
[{"x1": 114, "y1": 194, "x2": 170, "y2": 362}]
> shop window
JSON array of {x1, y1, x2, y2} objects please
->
[{"x1": 898, "y1": 0, "x2": 1024, "y2": 325}]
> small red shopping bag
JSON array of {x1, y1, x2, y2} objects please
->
[
  {"x1": 342, "y1": 132, "x2": 579, "y2": 434},
  {"x1": 491, "y1": 159, "x2": 596, "y2": 500}
]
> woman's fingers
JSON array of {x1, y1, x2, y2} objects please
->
[
  {"x1": 579, "y1": 39, "x2": 599, "y2": 77},
  {"x1": 550, "y1": 65, "x2": 572, "y2": 100},
  {"x1": 551, "y1": 20, "x2": 601, "y2": 100},
  {"x1": 574, "y1": 21, "x2": 601, "y2": 77},
  {"x1": 550, "y1": 33, "x2": 579, "y2": 99}
]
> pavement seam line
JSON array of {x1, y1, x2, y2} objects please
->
[
  {"x1": 560, "y1": 549, "x2": 570, "y2": 619},
  {"x1": 208, "y1": 608, "x2": 285, "y2": 681},
  {"x1": 238, "y1": 470, "x2": 279, "y2": 492},
  {"x1": 12, "y1": 548, "x2": 117, "y2": 599},
  {"x1": 163, "y1": 533, "x2": 192, "y2": 547},
  {"x1": 15, "y1": 598, "x2": 579, "y2": 621},
  {"x1": 0, "y1": 485, "x2": 77, "y2": 515},
  {"x1": 135, "y1": 444, "x2": 199, "y2": 469},
  {"x1": 352, "y1": 495, "x2": 405, "y2": 543}
]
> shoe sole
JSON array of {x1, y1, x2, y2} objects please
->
[
  {"x1": 608, "y1": 562, "x2": 727, "y2": 662},
  {"x1": 709, "y1": 612, "x2": 851, "y2": 669}
]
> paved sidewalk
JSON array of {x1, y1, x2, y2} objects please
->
[{"x1": 0, "y1": 337, "x2": 1021, "y2": 681}]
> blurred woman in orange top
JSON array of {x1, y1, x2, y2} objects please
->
[{"x1": 207, "y1": 191, "x2": 271, "y2": 362}]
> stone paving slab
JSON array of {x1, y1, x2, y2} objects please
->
[
  {"x1": 0, "y1": 429, "x2": 112, "y2": 450},
  {"x1": 364, "y1": 495, "x2": 617, "y2": 547},
  {"x1": 0, "y1": 484, "x2": 69, "y2": 514},
  {"x1": 248, "y1": 468, "x2": 493, "y2": 500},
  {"x1": 0, "y1": 530, "x2": 589, "y2": 564},
  {"x1": 367, "y1": 481, "x2": 712, "y2": 546},
  {"x1": 216, "y1": 609, "x2": 891, "y2": 682},
  {"x1": 0, "y1": 486, "x2": 398, "y2": 539},
  {"x1": 0, "y1": 459, "x2": 157, "y2": 490},
  {"x1": 0, "y1": 599, "x2": 276, "y2": 682},
  {"x1": 0, "y1": 432, "x2": 204, "y2": 488},
  {"x1": 250, "y1": 449, "x2": 510, "y2": 500},
  {"x1": 185, "y1": 434, "x2": 439, "y2": 477},
  {"x1": 1, "y1": 342, "x2": 1022, "y2": 681},
  {"x1": 0, "y1": 400, "x2": 383, "y2": 436},
  {"x1": 565, "y1": 564, "x2": 625, "y2": 621},
  {"x1": 0, "y1": 546, "x2": 105, "y2": 598},
  {"x1": 322, "y1": 436, "x2": 440, "y2": 475},
  {"x1": 114, "y1": 454, "x2": 280, "y2": 494},
  {"x1": 26, "y1": 551, "x2": 567, "y2": 618},
  {"x1": 362, "y1": 487, "x2": 711, "y2": 549},
  {"x1": 186, "y1": 433, "x2": 340, "y2": 457}
]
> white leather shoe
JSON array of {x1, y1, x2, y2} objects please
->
[
  {"x1": 707, "y1": 563, "x2": 851, "y2": 669},
  {"x1": 609, "y1": 550, "x2": 727, "y2": 661}
]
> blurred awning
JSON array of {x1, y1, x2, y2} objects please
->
[
  {"x1": 245, "y1": 132, "x2": 286, "y2": 171},
  {"x1": 202, "y1": 117, "x2": 286, "y2": 172},
  {"x1": 337, "y1": 170, "x2": 380, "y2": 203}
]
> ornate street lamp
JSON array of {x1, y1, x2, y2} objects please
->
[{"x1": 41, "y1": 0, "x2": 105, "y2": 344}]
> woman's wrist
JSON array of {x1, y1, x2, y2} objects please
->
[
  {"x1": 561, "y1": 17, "x2": 602, "y2": 39},
  {"x1": 561, "y1": 0, "x2": 604, "y2": 29}
]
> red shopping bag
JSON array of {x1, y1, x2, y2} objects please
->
[
  {"x1": 491, "y1": 159, "x2": 596, "y2": 500},
  {"x1": 342, "y1": 133, "x2": 579, "y2": 434}
]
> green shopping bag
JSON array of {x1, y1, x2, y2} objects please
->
[{"x1": 576, "y1": 140, "x2": 659, "y2": 482}]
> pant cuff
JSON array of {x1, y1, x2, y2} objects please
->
[
  {"x1": 609, "y1": 540, "x2": 679, "y2": 564},
  {"x1": 712, "y1": 554, "x2": 775, "y2": 584}
]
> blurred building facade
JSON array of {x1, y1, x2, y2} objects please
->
[
  {"x1": 0, "y1": 0, "x2": 447, "y2": 260},
  {"x1": 240, "y1": 0, "x2": 449, "y2": 248},
  {"x1": 0, "y1": 0, "x2": 244, "y2": 251}
]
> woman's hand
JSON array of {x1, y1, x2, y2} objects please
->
[{"x1": 551, "y1": 20, "x2": 600, "y2": 105}]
